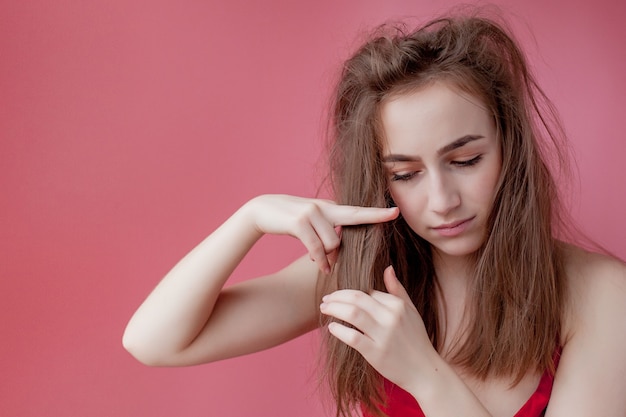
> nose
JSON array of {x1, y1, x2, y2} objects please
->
[{"x1": 427, "y1": 172, "x2": 461, "y2": 215}]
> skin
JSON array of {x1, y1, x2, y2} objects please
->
[
  {"x1": 380, "y1": 82, "x2": 501, "y2": 269},
  {"x1": 123, "y1": 81, "x2": 626, "y2": 416}
]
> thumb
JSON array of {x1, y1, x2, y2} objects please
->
[{"x1": 383, "y1": 265, "x2": 411, "y2": 302}]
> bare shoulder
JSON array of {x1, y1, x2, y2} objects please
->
[
  {"x1": 561, "y1": 244, "x2": 626, "y2": 340},
  {"x1": 548, "y1": 244, "x2": 626, "y2": 415},
  {"x1": 561, "y1": 245, "x2": 626, "y2": 331}
]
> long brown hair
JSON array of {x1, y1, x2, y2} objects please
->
[{"x1": 321, "y1": 13, "x2": 568, "y2": 417}]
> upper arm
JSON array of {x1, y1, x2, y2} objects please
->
[
  {"x1": 546, "y1": 253, "x2": 626, "y2": 416},
  {"x1": 164, "y1": 255, "x2": 326, "y2": 366}
]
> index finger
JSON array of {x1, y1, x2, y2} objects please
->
[{"x1": 325, "y1": 205, "x2": 399, "y2": 227}]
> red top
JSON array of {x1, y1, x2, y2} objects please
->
[{"x1": 362, "y1": 352, "x2": 561, "y2": 417}]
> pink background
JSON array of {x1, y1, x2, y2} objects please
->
[{"x1": 1, "y1": 1, "x2": 624, "y2": 416}]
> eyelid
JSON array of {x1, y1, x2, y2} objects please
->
[
  {"x1": 388, "y1": 164, "x2": 422, "y2": 181},
  {"x1": 385, "y1": 160, "x2": 423, "y2": 171},
  {"x1": 391, "y1": 171, "x2": 417, "y2": 181},
  {"x1": 451, "y1": 154, "x2": 483, "y2": 166}
]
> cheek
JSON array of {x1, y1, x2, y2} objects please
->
[
  {"x1": 390, "y1": 187, "x2": 426, "y2": 223},
  {"x1": 472, "y1": 162, "x2": 502, "y2": 207},
  {"x1": 389, "y1": 187, "x2": 409, "y2": 209},
  {"x1": 486, "y1": 160, "x2": 502, "y2": 197}
]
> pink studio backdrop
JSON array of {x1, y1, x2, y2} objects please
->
[{"x1": 1, "y1": 1, "x2": 624, "y2": 416}]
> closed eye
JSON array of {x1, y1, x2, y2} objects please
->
[
  {"x1": 391, "y1": 172, "x2": 418, "y2": 182},
  {"x1": 451, "y1": 155, "x2": 482, "y2": 167}
]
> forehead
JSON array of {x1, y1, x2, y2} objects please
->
[{"x1": 379, "y1": 81, "x2": 494, "y2": 154}]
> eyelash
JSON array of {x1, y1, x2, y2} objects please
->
[
  {"x1": 391, "y1": 172, "x2": 418, "y2": 182},
  {"x1": 390, "y1": 155, "x2": 483, "y2": 182},
  {"x1": 451, "y1": 154, "x2": 483, "y2": 167}
]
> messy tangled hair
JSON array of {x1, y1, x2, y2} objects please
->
[{"x1": 322, "y1": 13, "x2": 567, "y2": 417}]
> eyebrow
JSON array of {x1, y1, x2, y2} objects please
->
[{"x1": 382, "y1": 135, "x2": 485, "y2": 162}]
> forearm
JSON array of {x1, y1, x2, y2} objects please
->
[
  {"x1": 408, "y1": 354, "x2": 492, "y2": 417},
  {"x1": 123, "y1": 195, "x2": 399, "y2": 366},
  {"x1": 122, "y1": 203, "x2": 261, "y2": 365}
]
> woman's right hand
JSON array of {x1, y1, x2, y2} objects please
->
[{"x1": 241, "y1": 195, "x2": 400, "y2": 274}]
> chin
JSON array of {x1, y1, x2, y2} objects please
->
[{"x1": 429, "y1": 237, "x2": 484, "y2": 259}]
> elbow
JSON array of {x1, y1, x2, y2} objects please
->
[{"x1": 122, "y1": 327, "x2": 169, "y2": 367}]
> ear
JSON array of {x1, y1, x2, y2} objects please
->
[{"x1": 383, "y1": 265, "x2": 411, "y2": 302}]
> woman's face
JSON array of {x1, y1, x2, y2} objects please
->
[{"x1": 380, "y1": 81, "x2": 501, "y2": 261}]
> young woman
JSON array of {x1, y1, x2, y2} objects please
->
[{"x1": 123, "y1": 14, "x2": 626, "y2": 417}]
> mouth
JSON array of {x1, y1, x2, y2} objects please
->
[
  {"x1": 433, "y1": 217, "x2": 474, "y2": 230},
  {"x1": 431, "y1": 217, "x2": 475, "y2": 237}
]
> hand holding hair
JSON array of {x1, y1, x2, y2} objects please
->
[
  {"x1": 243, "y1": 194, "x2": 399, "y2": 274},
  {"x1": 320, "y1": 266, "x2": 436, "y2": 395}
]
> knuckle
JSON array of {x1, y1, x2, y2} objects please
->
[
  {"x1": 349, "y1": 206, "x2": 361, "y2": 217},
  {"x1": 383, "y1": 308, "x2": 403, "y2": 327},
  {"x1": 327, "y1": 235, "x2": 341, "y2": 250},
  {"x1": 388, "y1": 297, "x2": 406, "y2": 313},
  {"x1": 344, "y1": 305, "x2": 362, "y2": 323},
  {"x1": 302, "y1": 202, "x2": 321, "y2": 218},
  {"x1": 307, "y1": 239, "x2": 325, "y2": 255},
  {"x1": 346, "y1": 290, "x2": 365, "y2": 303},
  {"x1": 293, "y1": 215, "x2": 310, "y2": 231}
]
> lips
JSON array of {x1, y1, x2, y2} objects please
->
[
  {"x1": 431, "y1": 216, "x2": 475, "y2": 237},
  {"x1": 433, "y1": 217, "x2": 473, "y2": 230}
]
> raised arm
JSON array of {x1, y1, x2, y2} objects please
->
[{"x1": 122, "y1": 194, "x2": 398, "y2": 367}]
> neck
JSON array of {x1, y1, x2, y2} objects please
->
[
  {"x1": 432, "y1": 250, "x2": 475, "y2": 354},
  {"x1": 433, "y1": 250, "x2": 473, "y2": 287}
]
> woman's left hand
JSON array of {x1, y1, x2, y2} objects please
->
[{"x1": 320, "y1": 266, "x2": 438, "y2": 393}]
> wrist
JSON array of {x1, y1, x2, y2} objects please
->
[
  {"x1": 404, "y1": 347, "x2": 445, "y2": 400},
  {"x1": 406, "y1": 353, "x2": 492, "y2": 417},
  {"x1": 235, "y1": 197, "x2": 265, "y2": 240}
]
